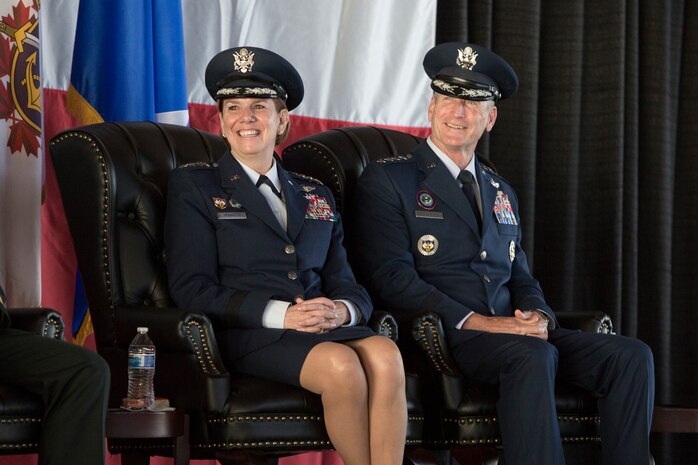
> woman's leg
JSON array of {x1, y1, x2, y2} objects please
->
[
  {"x1": 300, "y1": 341, "x2": 371, "y2": 465},
  {"x1": 344, "y1": 336, "x2": 407, "y2": 465}
]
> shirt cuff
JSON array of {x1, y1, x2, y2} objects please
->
[
  {"x1": 456, "y1": 311, "x2": 475, "y2": 329},
  {"x1": 336, "y1": 299, "x2": 359, "y2": 326},
  {"x1": 535, "y1": 309, "x2": 556, "y2": 329},
  {"x1": 262, "y1": 299, "x2": 290, "y2": 329}
]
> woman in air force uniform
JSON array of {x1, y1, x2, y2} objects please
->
[{"x1": 165, "y1": 47, "x2": 407, "y2": 465}]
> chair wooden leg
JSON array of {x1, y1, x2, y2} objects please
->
[
  {"x1": 450, "y1": 447, "x2": 500, "y2": 465},
  {"x1": 404, "y1": 447, "x2": 440, "y2": 465},
  {"x1": 121, "y1": 452, "x2": 150, "y2": 465},
  {"x1": 216, "y1": 451, "x2": 276, "y2": 465}
]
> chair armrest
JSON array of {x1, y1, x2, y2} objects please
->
[
  {"x1": 368, "y1": 310, "x2": 398, "y2": 341},
  {"x1": 410, "y1": 310, "x2": 615, "y2": 376},
  {"x1": 115, "y1": 306, "x2": 228, "y2": 376},
  {"x1": 6, "y1": 307, "x2": 65, "y2": 340},
  {"x1": 411, "y1": 310, "x2": 460, "y2": 376},
  {"x1": 556, "y1": 311, "x2": 614, "y2": 334}
]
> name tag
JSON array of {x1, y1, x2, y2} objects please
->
[
  {"x1": 415, "y1": 210, "x2": 444, "y2": 220},
  {"x1": 217, "y1": 212, "x2": 247, "y2": 220}
]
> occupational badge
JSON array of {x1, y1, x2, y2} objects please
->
[
  {"x1": 304, "y1": 194, "x2": 336, "y2": 222},
  {"x1": 417, "y1": 234, "x2": 439, "y2": 256},
  {"x1": 212, "y1": 197, "x2": 227, "y2": 210},
  {"x1": 416, "y1": 190, "x2": 436, "y2": 210},
  {"x1": 509, "y1": 240, "x2": 516, "y2": 262},
  {"x1": 301, "y1": 185, "x2": 316, "y2": 192},
  {"x1": 229, "y1": 199, "x2": 242, "y2": 209},
  {"x1": 489, "y1": 178, "x2": 500, "y2": 188}
]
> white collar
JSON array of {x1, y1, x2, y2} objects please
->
[
  {"x1": 426, "y1": 137, "x2": 478, "y2": 182},
  {"x1": 238, "y1": 157, "x2": 281, "y2": 191}
]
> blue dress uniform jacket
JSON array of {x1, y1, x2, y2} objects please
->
[
  {"x1": 355, "y1": 141, "x2": 655, "y2": 465},
  {"x1": 354, "y1": 140, "x2": 557, "y2": 338},
  {"x1": 165, "y1": 150, "x2": 372, "y2": 360}
]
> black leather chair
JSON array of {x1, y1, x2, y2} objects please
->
[
  {"x1": 0, "y1": 307, "x2": 65, "y2": 455},
  {"x1": 49, "y1": 122, "x2": 423, "y2": 465},
  {"x1": 282, "y1": 126, "x2": 613, "y2": 465}
]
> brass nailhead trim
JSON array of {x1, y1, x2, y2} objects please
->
[
  {"x1": 183, "y1": 320, "x2": 223, "y2": 375},
  {"x1": 52, "y1": 132, "x2": 117, "y2": 345},
  {"x1": 0, "y1": 417, "x2": 41, "y2": 424},
  {"x1": 0, "y1": 442, "x2": 39, "y2": 449},
  {"x1": 209, "y1": 415, "x2": 323, "y2": 423},
  {"x1": 417, "y1": 320, "x2": 455, "y2": 375},
  {"x1": 194, "y1": 440, "x2": 333, "y2": 449},
  {"x1": 285, "y1": 144, "x2": 341, "y2": 206}
]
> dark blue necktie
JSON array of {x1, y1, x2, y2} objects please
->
[{"x1": 457, "y1": 170, "x2": 482, "y2": 233}]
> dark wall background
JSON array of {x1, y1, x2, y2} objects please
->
[{"x1": 435, "y1": 1, "x2": 697, "y2": 463}]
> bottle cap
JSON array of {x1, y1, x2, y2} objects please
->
[{"x1": 137, "y1": 327, "x2": 149, "y2": 333}]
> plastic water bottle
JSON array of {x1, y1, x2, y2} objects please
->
[{"x1": 126, "y1": 327, "x2": 155, "y2": 410}]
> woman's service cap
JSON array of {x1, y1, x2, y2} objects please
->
[{"x1": 205, "y1": 46, "x2": 304, "y2": 110}]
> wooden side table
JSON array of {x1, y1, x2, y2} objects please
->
[{"x1": 106, "y1": 409, "x2": 190, "y2": 465}]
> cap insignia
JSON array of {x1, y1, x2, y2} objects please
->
[
  {"x1": 233, "y1": 48, "x2": 255, "y2": 73},
  {"x1": 457, "y1": 46, "x2": 478, "y2": 70}
]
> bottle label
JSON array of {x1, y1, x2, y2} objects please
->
[{"x1": 128, "y1": 353, "x2": 155, "y2": 369}]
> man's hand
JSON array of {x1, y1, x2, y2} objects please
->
[
  {"x1": 284, "y1": 297, "x2": 349, "y2": 333},
  {"x1": 460, "y1": 309, "x2": 548, "y2": 340}
]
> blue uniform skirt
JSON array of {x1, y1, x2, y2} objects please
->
[{"x1": 216, "y1": 325, "x2": 375, "y2": 386}]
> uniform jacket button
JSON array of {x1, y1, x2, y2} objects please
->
[
  {"x1": 285, "y1": 244, "x2": 296, "y2": 254},
  {"x1": 482, "y1": 274, "x2": 491, "y2": 283},
  {"x1": 287, "y1": 271, "x2": 298, "y2": 280},
  {"x1": 479, "y1": 250, "x2": 487, "y2": 260}
]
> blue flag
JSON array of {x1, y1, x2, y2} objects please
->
[
  {"x1": 67, "y1": 0, "x2": 188, "y2": 124},
  {"x1": 66, "y1": 0, "x2": 188, "y2": 343}
]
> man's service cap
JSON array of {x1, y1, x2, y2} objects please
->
[{"x1": 423, "y1": 42, "x2": 518, "y2": 101}]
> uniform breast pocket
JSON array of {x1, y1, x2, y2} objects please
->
[{"x1": 496, "y1": 223, "x2": 518, "y2": 236}]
